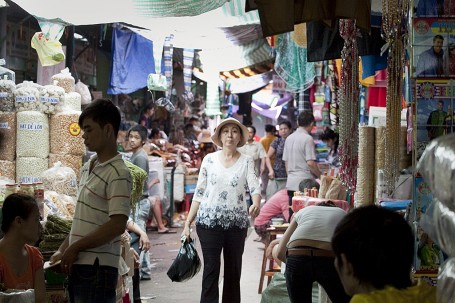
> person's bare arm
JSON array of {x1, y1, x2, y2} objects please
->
[
  {"x1": 265, "y1": 147, "x2": 275, "y2": 178},
  {"x1": 49, "y1": 236, "x2": 69, "y2": 265},
  {"x1": 307, "y1": 160, "x2": 322, "y2": 179},
  {"x1": 126, "y1": 220, "x2": 151, "y2": 251},
  {"x1": 260, "y1": 157, "x2": 266, "y2": 175},
  {"x1": 182, "y1": 201, "x2": 201, "y2": 239},
  {"x1": 34, "y1": 268, "x2": 46, "y2": 303},
  {"x1": 249, "y1": 194, "x2": 261, "y2": 218},
  {"x1": 61, "y1": 214, "x2": 128, "y2": 274},
  {"x1": 276, "y1": 219, "x2": 298, "y2": 263}
]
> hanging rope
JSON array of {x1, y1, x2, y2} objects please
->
[
  {"x1": 382, "y1": 0, "x2": 409, "y2": 195},
  {"x1": 338, "y1": 19, "x2": 360, "y2": 198}
]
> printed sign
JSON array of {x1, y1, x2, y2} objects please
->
[{"x1": 18, "y1": 123, "x2": 44, "y2": 131}]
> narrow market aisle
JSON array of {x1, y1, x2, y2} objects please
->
[{"x1": 140, "y1": 226, "x2": 263, "y2": 303}]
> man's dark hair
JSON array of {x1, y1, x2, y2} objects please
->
[
  {"x1": 434, "y1": 35, "x2": 444, "y2": 42},
  {"x1": 1, "y1": 193, "x2": 38, "y2": 233},
  {"x1": 298, "y1": 111, "x2": 315, "y2": 127},
  {"x1": 279, "y1": 120, "x2": 292, "y2": 129},
  {"x1": 265, "y1": 124, "x2": 275, "y2": 133},
  {"x1": 79, "y1": 99, "x2": 121, "y2": 136},
  {"x1": 438, "y1": 100, "x2": 444, "y2": 106},
  {"x1": 128, "y1": 124, "x2": 148, "y2": 142},
  {"x1": 149, "y1": 128, "x2": 160, "y2": 139},
  {"x1": 248, "y1": 125, "x2": 256, "y2": 136},
  {"x1": 332, "y1": 205, "x2": 414, "y2": 290},
  {"x1": 299, "y1": 178, "x2": 320, "y2": 191}
]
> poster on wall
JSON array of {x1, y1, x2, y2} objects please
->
[
  {"x1": 412, "y1": 18, "x2": 455, "y2": 78},
  {"x1": 413, "y1": 0, "x2": 455, "y2": 17},
  {"x1": 415, "y1": 79, "x2": 455, "y2": 160}
]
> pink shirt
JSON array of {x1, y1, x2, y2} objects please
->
[{"x1": 254, "y1": 189, "x2": 289, "y2": 226}]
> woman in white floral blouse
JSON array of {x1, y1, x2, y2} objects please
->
[{"x1": 182, "y1": 117, "x2": 261, "y2": 303}]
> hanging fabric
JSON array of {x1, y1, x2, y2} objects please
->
[
  {"x1": 181, "y1": 48, "x2": 195, "y2": 105},
  {"x1": 154, "y1": 35, "x2": 176, "y2": 112},
  {"x1": 274, "y1": 32, "x2": 315, "y2": 92},
  {"x1": 132, "y1": 0, "x2": 229, "y2": 17}
]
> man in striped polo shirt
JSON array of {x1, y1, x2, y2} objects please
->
[{"x1": 50, "y1": 99, "x2": 132, "y2": 303}]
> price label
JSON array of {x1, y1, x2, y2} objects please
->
[
  {"x1": 20, "y1": 176, "x2": 41, "y2": 183},
  {"x1": 40, "y1": 96, "x2": 59, "y2": 104},
  {"x1": 19, "y1": 123, "x2": 44, "y2": 131},
  {"x1": 0, "y1": 122, "x2": 9, "y2": 129},
  {"x1": 0, "y1": 92, "x2": 9, "y2": 98},
  {"x1": 16, "y1": 95, "x2": 37, "y2": 103}
]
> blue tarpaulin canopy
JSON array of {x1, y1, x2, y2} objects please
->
[{"x1": 108, "y1": 25, "x2": 156, "y2": 95}]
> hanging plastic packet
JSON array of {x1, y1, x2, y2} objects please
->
[
  {"x1": 36, "y1": 16, "x2": 67, "y2": 41},
  {"x1": 31, "y1": 32, "x2": 65, "y2": 67}
]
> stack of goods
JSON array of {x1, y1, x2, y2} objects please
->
[
  {"x1": 16, "y1": 110, "x2": 49, "y2": 183},
  {"x1": 0, "y1": 66, "x2": 16, "y2": 180},
  {"x1": 0, "y1": 111, "x2": 16, "y2": 180},
  {"x1": 49, "y1": 110, "x2": 84, "y2": 179},
  {"x1": 39, "y1": 214, "x2": 72, "y2": 252},
  {"x1": 48, "y1": 69, "x2": 84, "y2": 179},
  {"x1": 356, "y1": 126, "x2": 376, "y2": 206},
  {"x1": 0, "y1": 66, "x2": 83, "y2": 186}
]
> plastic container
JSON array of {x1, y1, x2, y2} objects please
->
[
  {"x1": 0, "y1": 58, "x2": 15, "y2": 82},
  {"x1": 18, "y1": 183, "x2": 35, "y2": 196},
  {"x1": 5, "y1": 183, "x2": 18, "y2": 198}
]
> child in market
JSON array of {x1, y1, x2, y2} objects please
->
[
  {"x1": 332, "y1": 205, "x2": 436, "y2": 303},
  {"x1": 0, "y1": 193, "x2": 46, "y2": 302}
]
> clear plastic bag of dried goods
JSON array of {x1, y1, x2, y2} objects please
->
[
  {"x1": 437, "y1": 258, "x2": 455, "y2": 303},
  {"x1": 417, "y1": 133, "x2": 455, "y2": 211},
  {"x1": 167, "y1": 236, "x2": 201, "y2": 282}
]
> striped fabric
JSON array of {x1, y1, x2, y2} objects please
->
[
  {"x1": 183, "y1": 48, "x2": 194, "y2": 92},
  {"x1": 205, "y1": 73, "x2": 222, "y2": 116},
  {"x1": 221, "y1": 0, "x2": 260, "y2": 24},
  {"x1": 69, "y1": 154, "x2": 132, "y2": 269},
  {"x1": 163, "y1": 35, "x2": 174, "y2": 98},
  {"x1": 133, "y1": 0, "x2": 229, "y2": 17}
]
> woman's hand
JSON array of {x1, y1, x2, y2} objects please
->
[
  {"x1": 268, "y1": 171, "x2": 275, "y2": 179},
  {"x1": 249, "y1": 204, "x2": 260, "y2": 219},
  {"x1": 181, "y1": 222, "x2": 192, "y2": 240}
]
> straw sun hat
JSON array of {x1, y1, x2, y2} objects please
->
[{"x1": 211, "y1": 118, "x2": 249, "y2": 148}]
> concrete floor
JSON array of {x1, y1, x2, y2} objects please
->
[{"x1": 138, "y1": 225, "x2": 264, "y2": 303}]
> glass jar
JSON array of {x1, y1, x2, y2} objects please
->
[
  {"x1": 34, "y1": 182, "x2": 44, "y2": 218},
  {"x1": 5, "y1": 183, "x2": 18, "y2": 198},
  {"x1": 18, "y1": 183, "x2": 35, "y2": 197}
]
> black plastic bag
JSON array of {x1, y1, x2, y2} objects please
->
[{"x1": 167, "y1": 237, "x2": 201, "y2": 282}]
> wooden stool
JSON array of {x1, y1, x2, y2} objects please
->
[{"x1": 258, "y1": 226, "x2": 287, "y2": 294}]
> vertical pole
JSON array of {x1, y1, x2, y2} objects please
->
[
  {"x1": 0, "y1": 8, "x2": 7, "y2": 60},
  {"x1": 66, "y1": 25, "x2": 74, "y2": 72}
]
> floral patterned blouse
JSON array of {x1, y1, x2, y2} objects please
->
[
  {"x1": 193, "y1": 151, "x2": 260, "y2": 230},
  {"x1": 271, "y1": 137, "x2": 287, "y2": 178}
]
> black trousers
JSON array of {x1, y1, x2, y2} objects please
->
[
  {"x1": 285, "y1": 255, "x2": 351, "y2": 303},
  {"x1": 287, "y1": 190, "x2": 295, "y2": 221},
  {"x1": 196, "y1": 226, "x2": 248, "y2": 303}
]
